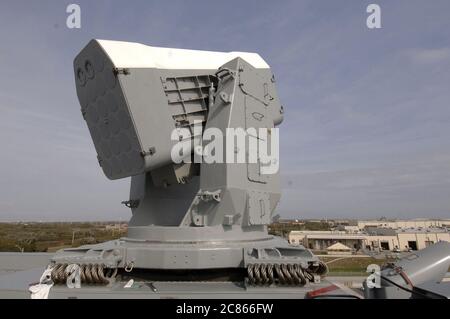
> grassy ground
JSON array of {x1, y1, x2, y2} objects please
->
[
  {"x1": 319, "y1": 256, "x2": 394, "y2": 275},
  {"x1": 0, "y1": 222, "x2": 127, "y2": 252}
]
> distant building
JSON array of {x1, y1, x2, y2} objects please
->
[
  {"x1": 289, "y1": 231, "x2": 366, "y2": 251},
  {"x1": 356, "y1": 219, "x2": 450, "y2": 230},
  {"x1": 289, "y1": 227, "x2": 450, "y2": 253},
  {"x1": 335, "y1": 225, "x2": 360, "y2": 233},
  {"x1": 365, "y1": 227, "x2": 450, "y2": 252}
]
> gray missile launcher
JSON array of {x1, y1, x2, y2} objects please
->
[{"x1": 41, "y1": 39, "x2": 328, "y2": 296}]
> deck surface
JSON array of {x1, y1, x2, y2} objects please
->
[{"x1": 0, "y1": 252, "x2": 357, "y2": 299}]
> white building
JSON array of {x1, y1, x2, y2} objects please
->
[
  {"x1": 356, "y1": 219, "x2": 450, "y2": 230},
  {"x1": 289, "y1": 227, "x2": 450, "y2": 252},
  {"x1": 289, "y1": 231, "x2": 366, "y2": 251}
]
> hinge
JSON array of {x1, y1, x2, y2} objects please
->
[
  {"x1": 141, "y1": 147, "x2": 156, "y2": 157},
  {"x1": 113, "y1": 68, "x2": 130, "y2": 76}
]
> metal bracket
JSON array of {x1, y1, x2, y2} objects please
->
[
  {"x1": 219, "y1": 91, "x2": 232, "y2": 104},
  {"x1": 215, "y1": 68, "x2": 235, "y2": 82},
  {"x1": 121, "y1": 199, "x2": 140, "y2": 209},
  {"x1": 141, "y1": 147, "x2": 156, "y2": 157},
  {"x1": 199, "y1": 190, "x2": 222, "y2": 203}
]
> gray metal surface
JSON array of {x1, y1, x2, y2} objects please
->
[
  {"x1": 363, "y1": 241, "x2": 450, "y2": 299},
  {"x1": 0, "y1": 253, "x2": 333, "y2": 299},
  {"x1": 45, "y1": 281, "x2": 325, "y2": 299},
  {"x1": 415, "y1": 281, "x2": 450, "y2": 299},
  {"x1": 393, "y1": 241, "x2": 450, "y2": 285},
  {"x1": 0, "y1": 253, "x2": 52, "y2": 271}
]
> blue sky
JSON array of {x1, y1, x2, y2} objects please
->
[{"x1": 0, "y1": 0, "x2": 449, "y2": 221}]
